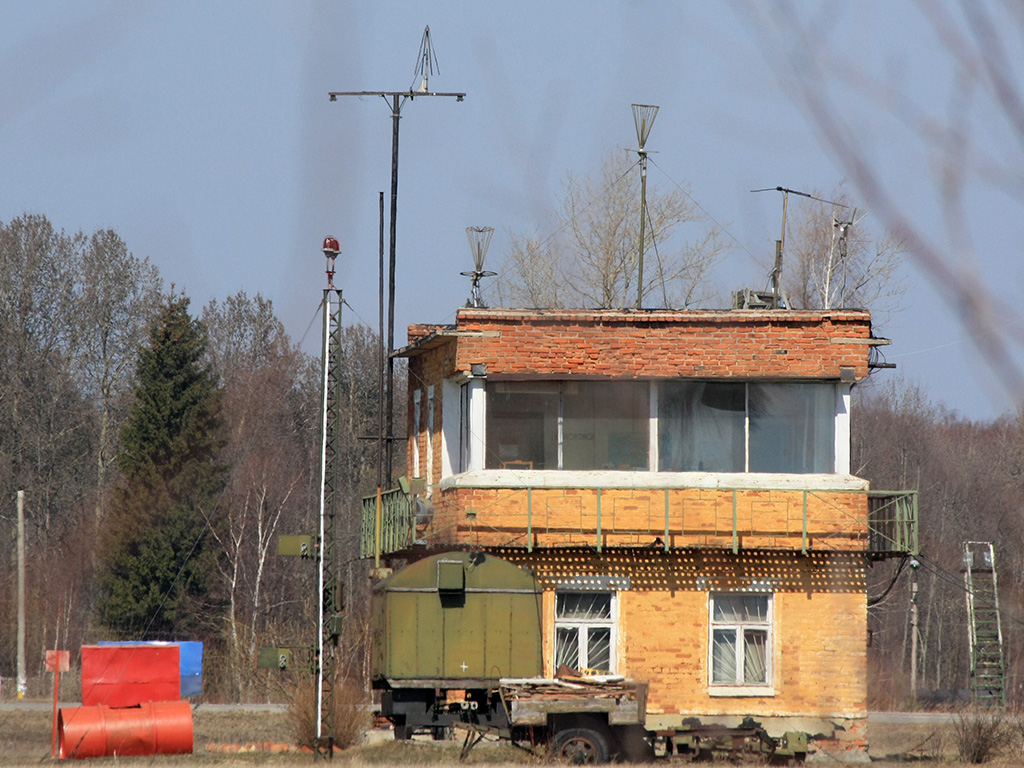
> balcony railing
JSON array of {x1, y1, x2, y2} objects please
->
[
  {"x1": 360, "y1": 487, "x2": 416, "y2": 559},
  {"x1": 867, "y1": 490, "x2": 919, "y2": 556},
  {"x1": 362, "y1": 485, "x2": 919, "y2": 559}
]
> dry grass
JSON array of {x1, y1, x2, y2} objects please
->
[
  {"x1": 7, "y1": 707, "x2": 1024, "y2": 767},
  {"x1": 288, "y1": 677, "x2": 373, "y2": 750}
]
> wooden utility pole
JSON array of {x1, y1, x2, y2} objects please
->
[
  {"x1": 17, "y1": 490, "x2": 26, "y2": 699},
  {"x1": 910, "y1": 563, "x2": 918, "y2": 698}
]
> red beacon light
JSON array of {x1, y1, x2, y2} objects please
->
[{"x1": 321, "y1": 237, "x2": 341, "y2": 288}]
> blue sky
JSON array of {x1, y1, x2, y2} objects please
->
[{"x1": 3, "y1": 2, "x2": 1022, "y2": 421}]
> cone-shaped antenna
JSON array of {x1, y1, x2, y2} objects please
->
[
  {"x1": 632, "y1": 103, "x2": 659, "y2": 150},
  {"x1": 461, "y1": 226, "x2": 496, "y2": 307},
  {"x1": 413, "y1": 26, "x2": 439, "y2": 93},
  {"x1": 466, "y1": 226, "x2": 493, "y2": 271}
]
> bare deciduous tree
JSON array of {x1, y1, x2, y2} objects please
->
[
  {"x1": 496, "y1": 232, "x2": 564, "y2": 309},
  {"x1": 745, "y1": 1, "x2": 1024, "y2": 399},
  {"x1": 781, "y1": 184, "x2": 907, "y2": 320},
  {"x1": 74, "y1": 229, "x2": 162, "y2": 533},
  {"x1": 204, "y1": 292, "x2": 312, "y2": 698},
  {"x1": 496, "y1": 150, "x2": 726, "y2": 309}
]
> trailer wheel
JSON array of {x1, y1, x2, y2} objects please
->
[{"x1": 550, "y1": 728, "x2": 610, "y2": 764}]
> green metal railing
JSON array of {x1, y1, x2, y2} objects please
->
[
  {"x1": 361, "y1": 485, "x2": 919, "y2": 559},
  {"x1": 867, "y1": 490, "x2": 919, "y2": 556},
  {"x1": 360, "y1": 487, "x2": 417, "y2": 559}
]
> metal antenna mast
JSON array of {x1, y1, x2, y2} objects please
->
[
  {"x1": 632, "y1": 104, "x2": 659, "y2": 309},
  {"x1": 330, "y1": 26, "x2": 465, "y2": 486},
  {"x1": 751, "y1": 186, "x2": 846, "y2": 308},
  {"x1": 461, "y1": 226, "x2": 496, "y2": 308}
]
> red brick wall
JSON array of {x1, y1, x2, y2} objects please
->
[
  {"x1": 402, "y1": 308, "x2": 875, "y2": 494},
  {"x1": 448, "y1": 308, "x2": 874, "y2": 381}
]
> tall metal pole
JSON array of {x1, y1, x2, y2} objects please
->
[
  {"x1": 385, "y1": 96, "x2": 400, "y2": 485},
  {"x1": 330, "y1": 29, "x2": 464, "y2": 489},
  {"x1": 315, "y1": 239, "x2": 343, "y2": 758},
  {"x1": 376, "y1": 192, "x2": 385, "y2": 570},
  {"x1": 636, "y1": 149, "x2": 648, "y2": 309},
  {"x1": 631, "y1": 104, "x2": 658, "y2": 310},
  {"x1": 17, "y1": 489, "x2": 26, "y2": 699}
]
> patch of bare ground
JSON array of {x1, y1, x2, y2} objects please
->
[{"x1": 5, "y1": 707, "x2": 1024, "y2": 767}]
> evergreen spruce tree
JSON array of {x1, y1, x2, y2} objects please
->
[{"x1": 97, "y1": 293, "x2": 226, "y2": 638}]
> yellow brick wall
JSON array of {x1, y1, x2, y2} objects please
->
[
  {"x1": 498, "y1": 549, "x2": 867, "y2": 720},
  {"x1": 432, "y1": 486, "x2": 868, "y2": 552}
]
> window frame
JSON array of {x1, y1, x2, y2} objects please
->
[
  {"x1": 707, "y1": 592, "x2": 774, "y2": 697},
  {"x1": 657, "y1": 380, "x2": 838, "y2": 474},
  {"x1": 553, "y1": 591, "x2": 618, "y2": 675},
  {"x1": 485, "y1": 381, "x2": 649, "y2": 471},
  {"x1": 476, "y1": 378, "x2": 843, "y2": 476}
]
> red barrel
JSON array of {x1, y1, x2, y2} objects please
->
[{"x1": 58, "y1": 701, "x2": 193, "y2": 759}]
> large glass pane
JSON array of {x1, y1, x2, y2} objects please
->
[
  {"x1": 586, "y1": 628, "x2": 612, "y2": 672},
  {"x1": 555, "y1": 627, "x2": 580, "y2": 670},
  {"x1": 713, "y1": 595, "x2": 768, "y2": 623},
  {"x1": 743, "y1": 630, "x2": 768, "y2": 683},
  {"x1": 557, "y1": 592, "x2": 612, "y2": 620},
  {"x1": 712, "y1": 629, "x2": 737, "y2": 683},
  {"x1": 659, "y1": 382, "x2": 745, "y2": 472},
  {"x1": 563, "y1": 381, "x2": 649, "y2": 470},
  {"x1": 748, "y1": 383, "x2": 835, "y2": 473},
  {"x1": 486, "y1": 382, "x2": 559, "y2": 469}
]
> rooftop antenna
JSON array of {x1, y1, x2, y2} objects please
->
[
  {"x1": 461, "y1": 226, "x2": 496, "y2": 308},
  {"x1": 833, "y1": 207, "x2": 861, "y2": 259},
  {"x1": 330, "y1": 27, "x2": 465, "y2": 488},
  {"x1": 414, "y1": 26, "x2": 438, "y2": 93},
  {"x1": 751, "y1": 186, "x2": 846, "y2": 308},
  {"x1": 632, "y1": 104, "x2": 659, "y2": 309}
]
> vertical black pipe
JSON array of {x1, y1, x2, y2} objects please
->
[
  {"x1": 386, "y1": 95, "x2": 400, "y2": 486},
  {"x1": 377, "y1": 191, "x2": 385, "y2": 490}
]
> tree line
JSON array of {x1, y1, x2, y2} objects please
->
[
  {"x1": 0, "y1": 208, "x2": 1019, "y2": 708},
  {"x1": 0, "y1": 214, "x2": 388, "y2": 699}
]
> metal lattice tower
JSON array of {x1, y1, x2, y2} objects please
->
[
  {"x1": 315, "y1": 240, "x2": 345, "y2": 757},
  {"x1": 963, "y1": 541, "x2": 1005, "y2": 708}
]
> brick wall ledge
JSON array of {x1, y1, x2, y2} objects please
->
[{"x1": 439, "y1": 470, "x2": 869, "y2": 492}]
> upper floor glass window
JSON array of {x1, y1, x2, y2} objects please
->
[
  {"x1": 659, "y1": 381, "x2": 835, "y2": 473},
  {"x1": 484, "y1": 379, "x2": 836, "y2": 474},
  {"x1": 486, "y1": 381, "x2": 648, "y2": 470}
]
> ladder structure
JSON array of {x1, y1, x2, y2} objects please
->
[
  {"x1": 963, "y1": 541, "x2": 1005, "y2": 708},
  {"x1": 315, "y1": 285, "x2": 344, "y2": 757}
]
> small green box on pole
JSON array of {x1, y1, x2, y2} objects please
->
[
  {"x1": 256, "y1": 647, "x2": 294, "y2": 670},
  {"x1": 278, "y1": 535, "x2": 313, "y2": 558}
]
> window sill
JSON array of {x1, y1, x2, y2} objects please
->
[
  {"x1": 712, "y1": 688, "x2": 774, "y2": 700},
  {"x1": 708, "y1": 685, "x2": 775, "y2": 697},
  {"x1": 441, "y1": 469, "x2": 868, "y2": 492}
]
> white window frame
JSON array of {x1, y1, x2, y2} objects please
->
[
  {"x1": 412, "y1": 389, "x2": 422, "y2": 477},
  {"x1": 554, "y1": 591, "x2": 617, "y2": 674},
  {"x1": 707, "y1": 592, "x2": 774, "y2": 697},
  {"x1": 426, "y1": 385, "x2": 435, "y2": 496},
  {"x1": 835, "y1": 382, "x2": 852, "y2": 475},
  {"x1": 657, "y1": 381, "x2": 839, "y2": 474}
]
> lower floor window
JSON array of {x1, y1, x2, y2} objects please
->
[
  {"x1": 554, "y1": 592, "x2": 615, "y2": 673},
  {"x1": 710, "y1": 593, "x2": 771, "y2": 688}
]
